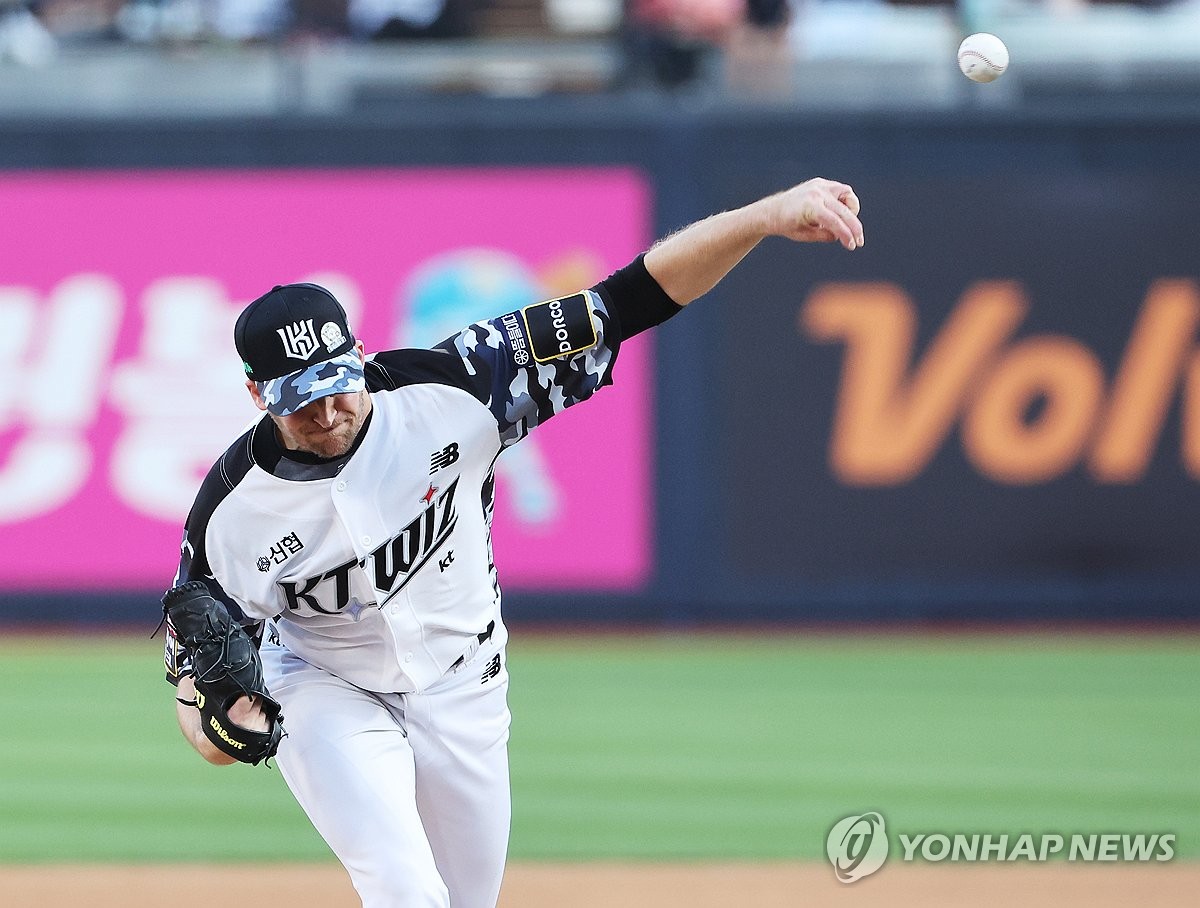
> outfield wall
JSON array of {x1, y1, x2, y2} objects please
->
[{"x1": 1, "y1": 98, "x2": 1197, "y2": 623}]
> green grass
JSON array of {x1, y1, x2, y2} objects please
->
[{"x1": 0, "y1": 632, "x2": 1196, "y2": 863}]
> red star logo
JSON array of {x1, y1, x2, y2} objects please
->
[{"x1": 421, "y1": 484, "x2": 438, "y2": 505}]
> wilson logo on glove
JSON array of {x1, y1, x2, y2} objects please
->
[{"x1": 209, "y1": 716, "x2": 248, "y2": 751}]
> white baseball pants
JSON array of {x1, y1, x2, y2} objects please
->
[{"x1": 261, "y1": 625, "x2": 512, "y2": 908}]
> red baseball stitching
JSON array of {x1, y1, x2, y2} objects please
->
[{"x1": 959, "y1": 50, "x2": 1006, "y2": 73}]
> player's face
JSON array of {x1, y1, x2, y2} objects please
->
[{"x1": 270, "y1": 389, "x2": 373, "y2": 459}]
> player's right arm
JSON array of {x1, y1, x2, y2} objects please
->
[
  {"x1": 372, "y1": 176, "x2": 863, "y2": 449},
  {"x1": 642, "y1": 176, "x2": 863, "y2": 306}
]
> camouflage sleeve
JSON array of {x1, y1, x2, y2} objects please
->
[{"x1": 435, "y1": 289, "x2": 621, "y2": 447}]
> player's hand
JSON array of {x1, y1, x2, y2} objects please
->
[
  {"x1": 227, "y1": 695, "x2": 271, "y2": 733},
  {"x1": 765, "y1": 178, "x2": 864, "y2": 251}
]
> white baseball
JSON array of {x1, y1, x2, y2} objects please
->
[{"x1": 957, "y1": 33, "x2": 1009, "y2": 83}]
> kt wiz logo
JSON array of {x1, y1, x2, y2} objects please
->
[
  {"x1": 277, "y1": 318, "x2": 319, "y2": 361},
  {"x1": 827, "y1": 812, "x2": 888, "y2": 883}
]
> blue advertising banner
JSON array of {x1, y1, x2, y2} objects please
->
[{"x1": 714, "y1": 173, "x2": 1200, "y2": 612}]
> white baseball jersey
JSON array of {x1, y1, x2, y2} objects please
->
[{"x1": 167, "y1": 287, "x2": 620, "y2": 692}]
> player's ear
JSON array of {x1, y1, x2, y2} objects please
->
[
  {"x1": 354, "y1": 340, "x2": 366, "y2": 362},
  {"x1": 245, "y1": 379, "x2": 268, "y2": 412}
]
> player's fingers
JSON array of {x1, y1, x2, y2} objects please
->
[
  {"x1": 229, "y1": 694, "x2": 270, "y2": 730},
  {"x1": 813, "y1": 179, "x2": 856, "y2": 208},
  {"x1": 819, "y1": 197, "x2": 862, "y2": 250},
  {"x1": 840, "y1": 188, "x2": 861, "y2": 217},
  {"x1": 809, "y1": 181, "x2": 863, "y2": 246},
  {"x1": 832, "y1": 196, "x2": 865, "y2": 248}
]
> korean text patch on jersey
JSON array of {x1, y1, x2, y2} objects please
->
[{"x1": 521, "y1": 294, "x2": 597, "y2": 363}]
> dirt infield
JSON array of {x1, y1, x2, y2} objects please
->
[{"x1": 2, "y1": 862, "x2": 1197, "y2": 907}]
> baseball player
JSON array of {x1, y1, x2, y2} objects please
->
[{"x1": 162, "y1": 177, "x2": 864, "y2": 908}]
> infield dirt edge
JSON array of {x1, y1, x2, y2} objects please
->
[{"x1": 2, "y1": 861, "x2": 1197, "y2": 907}]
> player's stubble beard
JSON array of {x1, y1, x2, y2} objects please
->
[{"x1": 273, "y1": 390, "x2": 373, "y2": 459}]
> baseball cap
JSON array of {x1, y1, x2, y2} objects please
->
[{"x1": 234, "y1": 283, "x2": 366, "y2": 417}]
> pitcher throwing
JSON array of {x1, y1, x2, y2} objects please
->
[{"x1": 162, "y1": 177, "x2": 864, "y2": 907}]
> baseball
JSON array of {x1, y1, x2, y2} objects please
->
[{"x1": 957, "y1": 33, "x2": 1009, "y2": 83}]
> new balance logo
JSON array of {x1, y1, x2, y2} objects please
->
[
  {"x1": 480, "y1": 653, "x2": 501, "y2": 684},
  {"x1": 430, "y1": 442, "x2": 460, "y2": 474}
]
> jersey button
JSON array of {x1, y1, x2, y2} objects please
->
[
  {"x1": 335, "y1": 481, "x2": 347, "y2": 491},
  {"x1": 403, "y1": 652, "x2": 414, "y2": 663},
  {"x1": 362, "y1": 535, "x2": 372, "y2": 545}
]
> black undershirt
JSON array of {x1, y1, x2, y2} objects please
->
[{"x1": 592, "y1": 253, "x2": 683, "y2": 339}]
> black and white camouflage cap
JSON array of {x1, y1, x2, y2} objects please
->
[{"x1": 234, "y1": 283, "x2": 366, "y2": 417}]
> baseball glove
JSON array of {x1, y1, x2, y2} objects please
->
[{"x1": 162, "y1": 581, "x2": 284, "y2": 766}]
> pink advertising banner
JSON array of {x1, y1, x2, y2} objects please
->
[{"x1": 0, "y1": 169, "x2": 653, "y2": 591}]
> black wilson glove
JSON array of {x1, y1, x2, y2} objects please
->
[{"x1": 162, "y1": 581, "x2": 284, "y2": 766}]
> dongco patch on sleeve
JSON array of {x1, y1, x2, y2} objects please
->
[{"x1": 521, "y1": 294, "x2": 597, "y2": 363}]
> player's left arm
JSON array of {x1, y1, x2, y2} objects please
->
[
  {"x1": 163, "y1": 581, "x2": 283, "y2": 767},
  {"x1": 173, "y1": 674, "x2": 270, "y2": 766}
]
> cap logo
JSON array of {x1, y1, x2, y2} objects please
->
[
  {"x1": 277, "y1": 319, "x2": 319, "y2": 361},
  {"x1": 320, "y1": 321, "x2": 347, "y2": 352}
]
